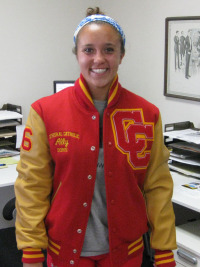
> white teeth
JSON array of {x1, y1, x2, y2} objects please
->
[{"x1": 92, "y1": 69, "x2": 107, "y2": 73}]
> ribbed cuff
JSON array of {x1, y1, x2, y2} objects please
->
[
  {"x1": 22, "y1": 248, "x2": 45, "y2": 263},
  {"x1": 154, "y1": 250, "x2": 176, "y2": 267}
]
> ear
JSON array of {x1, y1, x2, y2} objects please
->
[{"x1": 119, "y1": 53, "x2": 125, "y2": 64}]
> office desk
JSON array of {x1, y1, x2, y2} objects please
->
[
  {"x1": 0, "y1": 157, "x2": 19, "y2": 187},
  {"x1": 172, "y1": 171, "x2": 200, "y2": 213},
  {"x1": 0, "y1": 156, "x2": 19, "y2": 229},
  {"x1": 171, "y1": 171, "x2": 200, "y2": 267}
]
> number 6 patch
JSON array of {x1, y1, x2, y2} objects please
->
[
  {"x1": 21, "y1": 127, "x2": 33, "y2": 151},
  {"x1": 111, "y1": 109, "x2": 154, "y2": 170}
]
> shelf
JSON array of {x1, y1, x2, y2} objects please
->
[
  {"x1": 0, "y1": 140, "x2": 15, "y2": 147},
  {"x1": 0, "y1": 129, "x2": 17, "y2": 138},
  {"x1": 0, "y1": 120, "x2": 21, "y2": 128},
  {"x1": 176, "y1": 220, "x2": 200, "y2": 257}
]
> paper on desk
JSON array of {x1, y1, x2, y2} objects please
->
[
  {"x1": 16, "y1": 125, "x2": 25, "y2": 148},
  {"x1": 0, "y1": 110, "x2": 23, "y2": 121},
  {"x1": 164, "y1": 129, "x2": 200, "y2": 144},
  {"x1": 0, "y1": 157, "x2": 19, "y2": 165},
  {"x1": 0, "y1": 164, "x2": 8, "y2": 169},
  {"x1": 182, "y1": 182, "x2": 200, "y2": 190}
]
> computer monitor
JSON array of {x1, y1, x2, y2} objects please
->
[{"x1": 53, "y1": 80, "x2": 75, "y2": 93}]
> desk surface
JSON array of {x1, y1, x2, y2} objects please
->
[
  {"x1": 171, "y1": 171, "x2": 200, "y2": 213},
  {"x1": 0, "y1": 156, "x2": 19, "y2": 187}
]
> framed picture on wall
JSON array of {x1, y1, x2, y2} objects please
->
[
  {"x1": 53, "y1": 80, "x2": 75, "y2": 93},
  {"x1": 164, "y1": 16, "x2": 200, "y2": 102}
]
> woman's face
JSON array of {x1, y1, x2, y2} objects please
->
[{"x1": 76, "y1": 23, "x2": 124, "y2": 100}]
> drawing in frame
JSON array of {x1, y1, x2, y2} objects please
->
[
  {"x1": 53, "y1": 80, "x2": 75, "y2": 93},
  {"x1": 164, "y1": 16, "x2": 200, "y2": 102}
]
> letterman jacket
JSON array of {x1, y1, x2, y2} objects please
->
[{"x1": 15, "y1": 74, "x2": 177, "y2": 267}]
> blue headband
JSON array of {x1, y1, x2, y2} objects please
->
[{"x1": 74, "y1": 14, "x2": 126, "y2": 45}]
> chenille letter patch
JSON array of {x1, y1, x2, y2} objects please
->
[{"x1": 111, "y1": 109, "x2": 154, "y2": 170}]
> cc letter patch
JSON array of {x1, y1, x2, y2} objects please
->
[{"x1": 111, "y1": 109, "x2": 154, "y2": 170}]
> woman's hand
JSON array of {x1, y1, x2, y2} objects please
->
[{"x1": 23, "y1": 263, "x2": 43, "y2": 267}]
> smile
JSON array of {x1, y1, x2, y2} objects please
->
[{"x1": 91, "y1": 68, "x2": 107, "y2": 74}]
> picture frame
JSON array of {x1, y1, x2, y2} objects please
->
[
  {"x1": 164, "y1": 16, "x2": 200, "y2": 102},
  {"x1": 53, "y1": 80, "x2": 75, "y2": 93}
]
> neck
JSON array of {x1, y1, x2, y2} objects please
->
[{"x1": 90, "y1": 87, "x2": 109, "y2": 101}]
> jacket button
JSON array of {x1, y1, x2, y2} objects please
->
[
  {"x1": 73, "y1": 249, "x2": 77, "y2": 254},
  {"x1": 70, "y1": 260, "x2": 75, "y2": 264},
  {"x1": 87, "y1": 175, "x2": 92, "y2": 180},
  {"x1": 111, "y1": 200, "x2": 115, "y2": 205},
  {"x1": 92, "y1": 115, "x2": 96, "y2": 120},
  {"x1": 108, "y1": 141, "x2": 112, "y2": 146},
  {"x1": 77, "y1": 229, "x2": 82, "y2": 234},
  {"x1": 91, "y1": 146, "x2": 96, "y2": 151},
  {"x1": 83, "y1": 202, "x2": 88, "y2": 207}
]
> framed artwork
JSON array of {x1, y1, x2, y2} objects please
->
[
  {"x1": 53, "y1": 80, "x2": 75, "y2": 93},
  {"x1": 164, "y1": 16, "x2": 200, "y2": 101}
]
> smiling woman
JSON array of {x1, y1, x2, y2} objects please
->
[
  {"x1": 76, "y1": 22, "x2": 124, "y2": 100},
  {"x1": 15, "y1": 6, "x2": 177, "y2": 267},
  {"x1": 73, "y1": 7, "x2": 125, "y2": 101}
]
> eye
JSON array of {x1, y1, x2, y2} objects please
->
[
  {"x1": 83, "y1": 47, "x2": 94, "y2": 54},
  {"x1": 105, "y1": 47, "x2": 115, "y2": 53}
]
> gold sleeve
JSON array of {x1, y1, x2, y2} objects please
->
[
  {"x1": 144, "y1": 113, "x2": 177, "y2": 250},
  {"x1": 15, "y1": 107, "x2": 54, "y2": 250}
]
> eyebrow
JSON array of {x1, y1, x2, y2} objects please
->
[{"x1": 81, "y1": 43, "x2": 116, "y2": 47}]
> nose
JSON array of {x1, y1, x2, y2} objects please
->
[{"x1": 93, "y1": 50, "x2": 105, "y2": 64}]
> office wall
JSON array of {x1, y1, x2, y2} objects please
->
[{"x1": 1, "y1": 0, "x2": 200, "y2": 127}]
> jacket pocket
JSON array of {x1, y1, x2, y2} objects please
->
[
  {"x1": 128, "y1": 236, "x2": 144, "y2": 256},
  {"x1": 48, "y1": 238, "x2": 61, "y2": 256}
]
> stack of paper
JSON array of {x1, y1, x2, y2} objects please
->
[
  {"x1": 0, "y1": 110, "x2": 23, "y2": 121},
  {"x1": 0, "y1": 110, "x2": 23, "y2": 151},
  {"x1": 0, "y1": 149, "x2": 20, "y2": 158},
  {"x1": 164, "y1": 129, "x2": 200, "y2": 179}
]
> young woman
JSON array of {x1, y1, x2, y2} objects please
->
[{"x1": 15, "y1": 7, "x2": 177, "y2": 267}]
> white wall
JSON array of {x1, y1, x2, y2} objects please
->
[
  {"x1": 1, "y1": 0, "x2": 200, "y2": 128},
  {"x1": 0, "y1": 0, "x2": 100, "y2": 121}
]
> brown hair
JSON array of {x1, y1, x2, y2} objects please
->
[
  {"x1": 73, "y1": 7, "x2": 125, "y2": 55},
  {"x1": 86, "y1": 7, "x2": 105, "y2": 16}
]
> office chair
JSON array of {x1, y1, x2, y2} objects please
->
[
  {"x1": 3, "y1": 197, "x2": 16, "y2": 221},
  {"x1": 1, "y1": 198, "x2": 48, "y2": 267},
  {"x1": 0, "y1": 198, "x2": 22, "y2": 267}
]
